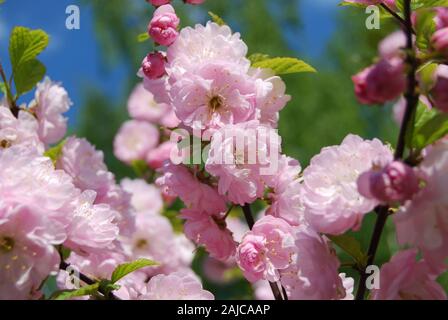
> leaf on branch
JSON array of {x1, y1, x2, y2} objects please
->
[
  {"x1": 413, "y1": 112, "x2": 448, "y2": 150},
  {"x1": 248, "y1": 53, "x2": 271, "y2": 65},
  {"x1": 44, "y1": 139, "x2": 67, "y2": 165},
  {"x1": 328, "y1": 234, "x2": 368, "y2": 267},
  {"x1": 415, "y1": 9, "x2": 436, "y2": 51},
  {"x1": 0, "y1": 82, "x2": 6, "y2": 95},
  {"x1": 137, "y1": 32, "x2": 150, "y2": 43},
  {"x1": 9, "y1": 26, "x2": 49, "y2": 96},
  {"x1": 51, "y1": 283, "x2": 100, "y2": 300},
  {"x1": 208, "y1": 11, "x2": 226, "y2": 26},
  {"x1": 111, "y1": 258, "x2": 158, "y2": 283},
  {"x1": 252, "y1": 57, "x2": 317, "y2": 75}
]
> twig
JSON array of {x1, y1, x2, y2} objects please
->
[
  {"x1": 241, "y1": 204, "x2": 284, "y2": 301},
  {"x1": 355, "y1": 0, "x2": 419, "y2": 300},
  {"x1": 380, "y1": 3, "x2": 416, "y2": 35},
  {"x1": 59, "y1": 261, "x2": 120, "y2": 300}
]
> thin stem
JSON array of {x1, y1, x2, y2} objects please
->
[
  {"x1": 59, "y1": 261, "x2": 120, "y2": 300},
  {"x1": 0, "y1": 61, "x2": 19, "y2": 117},
  {"x1": 355, "y1": 0, "x2": 419, "y2": 300},
  {"x1": 380, "y1": 3, "x2": 416, "y2": 35},
  {"x1": 241, "y1": 204, "x2": 284, "y2": 301}
]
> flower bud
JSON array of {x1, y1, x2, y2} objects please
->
[
  {"x1": 148, "y1": 4, "x2": 180, "y2": 46},
  {"x1": 357, "y1": 161, "x2": 420, "y2": 203},
  {"x1": 432, "y1": 27, "x2": 448, "y2": 57},
  {"x1": 147, "y1": 0, "x2": 171, "y2": 6},
  {"x1": 141, "y1": 52, "x2": 166, "y2": 79},
  {"x1": 352, "y1": 58, "x2": 406, "y2": 105},
  {"x1": 430, "y1": 65, "x2": 448, "y2": 113}
]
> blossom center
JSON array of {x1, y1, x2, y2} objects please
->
[
  {"x1": 208, "y1": 95, "x2": 224, "y2": 112},
  {"x1": 0, "y1": 139, "x2": 11, "y2": 149},
  {"x1": 0, "y1": 236, "x2": 15, "y2": 253},
  {"x1": 136, "y1": 239, "x2": 148, "y2": 249}
]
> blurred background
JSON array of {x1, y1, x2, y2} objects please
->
[{"x1": 2, "y1": 0, "x2": 444, "y2": 299}]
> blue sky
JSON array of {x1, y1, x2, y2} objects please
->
[{"x1": 0, "y1": 0, "x2": 340, "y2": 126}]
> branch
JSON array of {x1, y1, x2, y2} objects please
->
[
  {"x1": 59, "y1": 261, "x2": 120, "y2": 300},
  {"x1": 0, "y1": 61, "x2": 19, "y2": 117},
  {"x1": 356, "y1": 0, "x2": 419, "y2": 300},
  {"x1": 241, "y1": 204, "x2": 285, "y2": 301},
  {"x1": 380, "y1": 3, "x2": 416, "y2": 35}
]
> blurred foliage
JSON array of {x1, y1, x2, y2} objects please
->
[{"x1": 74, "y1": 0, "x2": 447, "y2": 297}]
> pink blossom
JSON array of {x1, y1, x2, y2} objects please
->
[
  {"x1": 379, "y1": 31, "x2": 406, "y2": 59},
  {"x1": 114, "y1": 120, "x2": 160, "y2": 164},
  {"x1": 433, "y1": 27, "x2": 448, "y2": 57},
  {"x1": 340, "y1": 273, "x2": 355, "y2": 300},
  {"x1": 156, "y1": 163, "x2": 227, "y2": 214},
  {"x1": 430, "y1": 65, "x2": 448, "y2": 112},
  {"x1": 56, "y1": 136, "x2": 115, "y2": 198},
  {"x1": 0, "y1": 106, "x2": 44, "y2": 153},
  {"x1": 265, "y1": 155, "x2": 304, "y2": 226},
  {"x1": 31, "y1": 77, "x2": 72, "y2": 144},
  {"x1": 167, "y1": 22, "x2": 250, "y2": 80},
  {"x1": 141, "y1": 271, "x2": 214, "y2": 300},
  {"x1": 170, "y1": 62, "x2": 257, "y2": 130},
  {"x1": 251, "y1": 68, "x2": 291, "y2": 128},
  {"x1": 371, "y1": 249, "x2": 447, "y2": 300},
  {"x1": 352, "y1": 58, "x2": 406, "y2": 105},
  {"x1": 120, "y1": 178, "x2": 163, "y2": 214},
  {"x1": 301, "y1": 134, "x2": 393, "y2": 235},
  {"x1": 64, "y1": 190, "x2": 119, "y2": 255},
  {"x1": 148, "y1": 5, "x2": 179, "y2": 46},
  {"x1": 236, "y1": 216, "x2": 296, "y2": 283},
  {"x1": 436, "y1": 8, "x2": 448, "y2": 30},
  {"x1": 146, "y1": 141, "x2": 175, "y2": 169},
  {"x1": 394, "y1": 139, "x2": 448, "y2": 272},
  {"x1": 181, "y1": 208, "x2": 236, "y2": 261},
  {"x1": 357, "y1": 161, "x2": 420, "y2": 203},
  {"x1": 206, "y1": 121, "x2": 281, "y2": 205},
  {"x1": 147, "y1": 0, "x2": 170, "y2": 6},
  {"x1": 141, "y1": 52, "x2": 166, "y2": 80},
  {"x1": 127, "y1": 83, "x2": 172, "y2": 124},
  {"x1": 184, "y1": 0, "x2": 205, "y2": 4},
  {"x1": 122, "y1": 213, "x2": 193, "y2": 275},
  {"x1": 0, "y1": 205, "x2": 66, "y2": 299},
  {"x1": 280, "y1": 226, "x2": 346, "y2": 300}
]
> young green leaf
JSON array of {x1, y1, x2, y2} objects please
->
[
  {"x1": 51, "y1": 283, "x2": 100, "y2": 300},
  {"x1": 44, "y1": 139, "x2": 67, "y2": 164},
  {"x1": 9, "y1": 27, "x2": 49, "y2": 70},
  {"x1": 252, "y1": 57, "x2": 316, "y2": 75},
  {"x1": 413, "y1": 112, "x2": 448, "y2": 150},
  {"x1": 208, "y1": 11, "x2": 226, "y2": 26},
  {"x1": 13, "y1": 59, "x2": 46, "y2": 95},
  {"x1": 137, "y1": 32, "x2": 150, "y2": 43},
  {"x1": 248, "y1": 53, "x2": 271, "y2": 65},
  {"x1": 111, "y1": 258, "x2": 158, "y2": 283},
  {"x1": 328, "y1": 234, "x2": 368, "y2": 267},
  {"x1": 0, "y1": 82, "x2": 6, "y2": 95}
]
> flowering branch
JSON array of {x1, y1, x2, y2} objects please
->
[
  {"x1": 59, "y1": 261, "x2": 120, "y2": 300},
  {"x1": 241, "y1": 204, "x2": 285, "y2": 301},
  {"x1": 380, "y1": 3, "x2": 415, "y2": 35},
  {"x1": 355, "y1": 0, "x2": 419, "y2": 300}
]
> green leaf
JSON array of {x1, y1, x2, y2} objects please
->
[
  {"x1": 415, "y1": 9, "x2": 436, "y2": 51},
  {"x1": 99, "y1": 280, "x2": 121, "y2": 297},
  {"x1": 413, "y1": 112, "x2": 448, "y2": 149},
  {"x1": 328, "y1": 234, "x2": 367, "y2": 267},
  {"x1": 9, "y1": 27, "x2": 49, "y2": 71},
  {"x1": 137, "y1": 32, "x2": 150, "y2": 43},
  {"x1": 44, "y1": 139, "x2": 66, "y2": 164},
  {"x1": 248, "y1": 53, "x2": 271, "y2": 65},
  {"x1": 418, "y1": 62, "x2": 438, "y2": 93},
  {"x1": 13, "y1": 59, "x2": 46, "y2": 95},
  {"x1": 208, "y1": 11, "x2": 226, "y2": 26},
  {"x1": 111, "y1": 258, "x2": 158, "y2": 283},
  {"x1": 252, "y1": 57, "x2": 316, "y2": 75},
  {"x1": 0, "y1": 82, "x2": 6, "y2": 95},
  {"x1": 51, "y1": 283, "x2": 99, "y2": 300}
]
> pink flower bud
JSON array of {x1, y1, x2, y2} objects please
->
[
  {"x1": 184, "y1": 0, "x2": 205, "y2": 4},
  {"x1": 147, "y1": 0, "x2": 171, "y2": 6},
  {"x1": 431, "y1": 65, "x2": 448, "y2": 113},
  {"x1": 432, "y1": 27, "x2": 448, "y2": 57},
  {"x1": 435, "y1": 8, "x2": 448, "y2": 30},
  {"x1": 148, "y1": 4, "x2": 180, "y2": 46},
  {"x1": 358, "y1": 161, "x2": 420, "y2": 203},
  {"x1": 352, "y1": 58, "x2": 406, "y2": 105},
  {"x1": 141, "y1": 52, "x2": 166, "y2": 79}
]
